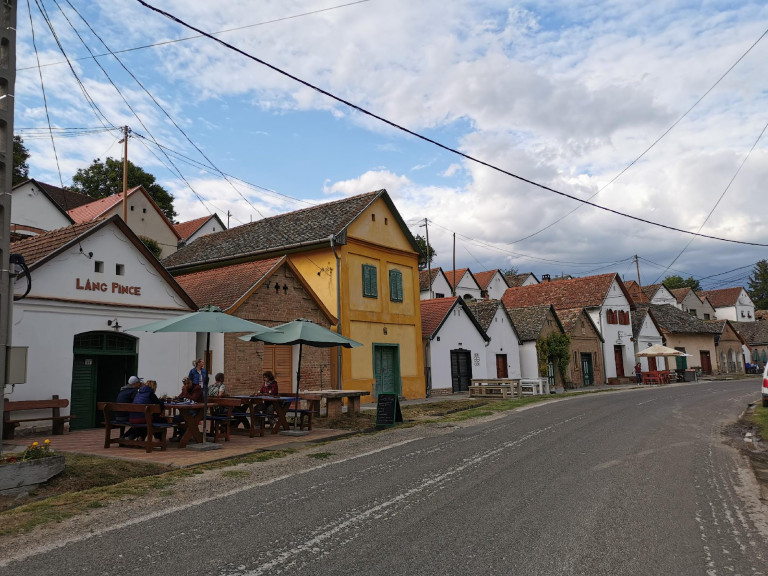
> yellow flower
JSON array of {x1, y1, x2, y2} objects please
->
[
  {"x1": 31, "y1": 442, "x2": 38, "y2": 447},
  {"x1": 44, "y1": 439, "x2": 51, "y2": 445}
]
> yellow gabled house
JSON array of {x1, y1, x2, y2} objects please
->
[{"x1": 163, "y1": 190, "x2": 425, "y2": 400}]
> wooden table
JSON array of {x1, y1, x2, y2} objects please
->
[
  {"x1": 230, "y1": 396, "x2": 293, "y2": 436},
  {"x1": 165, "y1": 402, "x2": 205, "y2": 448},
  {"x1": 299, "y1": 390, "x2": 369, "y2": 418}
]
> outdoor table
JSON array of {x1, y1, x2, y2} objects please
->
[
  {"x1": 298, "y1": 390, "x2": 369, "y2": 418},
  {"x1": 164, "y1": 402, "x2": 205, "y2": 448},
  {"x1": 231, "y1": 395, "x2": 293, "y2": 436}
]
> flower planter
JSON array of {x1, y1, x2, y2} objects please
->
[{"x1": 0, "y1": 455, "x2": 66, "y2": 494}]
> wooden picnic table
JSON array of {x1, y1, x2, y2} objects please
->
[
  {"x1": 230, "y1": 395, "x2": 293, "y2": 436},
  {"x1": 299, "y1": 390, "x2": 369, "y2": 418},
  {"x1": 164, "y1": 402, "x2": 205, "y2": 448}
]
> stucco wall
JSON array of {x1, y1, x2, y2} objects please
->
[
  {"x1": 483, "y1": 309, "x2": 521, "y2": 379},
  {"x1": 427, "y1": 306, "x2": 488, "y2": 391}
]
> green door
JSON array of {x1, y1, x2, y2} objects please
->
[
  {"x1": 70, "y1": 356, "x2": 98, "y2": 429},
  {"x1": 374, "y1": 345, "x2": 400, "y2": 397},
  {"x1": 581, "y1": 353, "x2": 594, "y2": 387}
]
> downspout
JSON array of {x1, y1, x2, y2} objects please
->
[{"x1": 331, "y1": 235, "x2": 342, "y2": 390}]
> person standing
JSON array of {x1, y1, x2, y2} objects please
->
[
  {"x1": 188, "y1": 359, "x2": 209, "y2": 391},
  {"x1": 634, "y1": 362, "x2": 643, "y2": 384}
]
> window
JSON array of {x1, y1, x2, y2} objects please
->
[
  {"x1": 94, "y1": 261, "x2": 104, "y2": 273},
  {"x1": 389, "y1": 269, "x2": 403, "y2": 302},
  {"x1": 435, "y1": 292, "x2": 444, "y2": 299},
  {"x1": 130, "y1": 205, "x2": 134, "y2": 211},
  {"x1": 619, "y1": 310, "x2": 630, "y2": 325},
  {"x1": 116, "y1": 264, "x2": 125, "y2": 276},
  {"x1": 362, "y1": 264, "x2": 378, "y2": 298},
  {"x1": 704, "y1": 313, "x2": 711, "y2": 320},
  {"x1": 606, "y1": 309, "x2": 617, "y2": 324}
]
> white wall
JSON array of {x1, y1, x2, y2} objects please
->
[
  {"x1": 420, "y1": 272, "x2": 452, "y2": 300},
  {"x1": 455, "y1": 273, "x2": 482, "y2": 300},
  {"x1": 12, "y1": 182, "x2": 71, "y2": 232},
  {"x1": 519, "y1": 342, "x2": 540, "y2": 379},
  {"x1": 187, "y1": 218, "x2": 224, "y2": 245},
  {"x1": 107, "y1": 191, "x2": 179, "y2": 258},
  {"x1": 651, "y1": 286, "x2": 677, "y2": 307},
  {"x1": 427, "y1": 305, "x2": 488, "y2": 391},
  {"x1": 484, "y1": 308, "x2": 521, "y2": 379},
  {"x1": 597, "y1": 279, "x2": 633, "y2": 380},
  {"x1": 634, "y1": 314, "x2": 667, "y2": 371}
]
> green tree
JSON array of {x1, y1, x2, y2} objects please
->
[
  {"x1": 69, "y1": 157, "x2": 176, "y2": 221},
  {"x1": 747, "y1": 260, "x2": 768, "y2": 310},
  {"x1": 12, "y1": 136, "x2": 30, "y2": 186},
  {"x1": 536, "y1": 333, "x2": 571, "y2": 383},
  {"x1": 663, "y1": 274, "x2": 701, "y2": 292},
  {"x1": 500, "y1": 266, "x2": 519, "y2": 277},
  {"x1": 139, "y1": 236, "x2": 162, "y2": 259},
  {"x1": 415, "y1": 234, "x2": 436, "y2": 270}
]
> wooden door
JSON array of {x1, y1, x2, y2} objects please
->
[
  {"x1": 648, "y1": 356, "x2": 658, "y2": 372},
  {"x1": 263, "y1": 344, "x2": 293, "y2": 394},
  {"x1": 614, "y1": 346, "x2": 625, "y2": 378},
  {"x1": 374, "y1": 345, "x2": 400, "y2": 396},
  {"x1": 581, "y1": 353, "x2": 594, "y2": 387},
  {"x1": 450, "y1": 349, "x2": 472, "y2": 392},
  {"x1": 70, "y1": 356, "x2": 97, "y2": 429},
  {"x1": 496, "y1": 354, "x2": 508, "y2": 378},
  {"x1": 700, "y1": 351, "x2": 712, "y2": 374}
]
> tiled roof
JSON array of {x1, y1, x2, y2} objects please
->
[
  {"x1": 502, "y1": 273, "x2": 621, "y2": 310},
  {"x1": 624, "y1": 280, "x2": 649, "y2": 303},
  {"x1": 632, "y1": 305, "x2": 648, "y2": 338},
  {"x1": 444, "y1": 268, "x2": 468, "y2": 289},
  {"x1": 505, "y1": 273, "x2": 536, "y2": 288},
  {"x1": 163, "y1": 191, "x2": 395, "y2": 269},
  {"x1": 465, "y1": 299, "x2": 499, "y2": 331},
  {"x1": 67, "y1": 189, "x2": 137, "y2": 223},
  {"x1": 473, "y1": 270, "x2": 507, "y2": 291},
  {"x1": 731, "y1": 320, "x2": 768, "y2": 345},
  {"x1": 555, "y1": 307, "x2": 583, "y2": 333},
  {"x1": 505, "y1": 305, "x2": 552, "y2": 341},
  {"x1": 174, "y1": 257, "x2": 284, "y2": 310},
  {"x1": 670, "y1": 287, "x2": 693, "y2": 304},
  {"x1": 174, "y1": 215, "x2": 211, "y2": 242},
  {"x1": 756, "y1": 310, "x2": 768, "y2": 321},
  {"x1": 698, "y1": 287, "x2": 744, "y2": 308},
  {"x1": 22, "y1": 179, "x2": 93, "y2": 212},
  {"x1": 420, "y1": 297, "x2": 459, "y2": 338},
  {"x1": 419, "y1": 267, "x2": 441, "y2": 291},
  {"x1": 643, "y1": 303, "x2": 720, "y2": 334},
  {"x1": 11, "y1": 220, "x2": 102, "y2": 266}
]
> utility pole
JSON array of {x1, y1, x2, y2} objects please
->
[
  {"x1": 0, "y1": 1, "x2": 18, "y2": 459},
  {"x1": 227, "y1": 210, "x2": 231, "y2": 229},
  {"x1": 419, "y1": 218, "x2": 432, "y2": 298},
  {"x1": 120, "y1": 126, "x2": 130, "y2": 221},
  {"x1": 452, "y1": 232, "x2": 456, "y2": 297},
  {"x1": 635, "y1": 254, "x2": 642, "y2": 287}
]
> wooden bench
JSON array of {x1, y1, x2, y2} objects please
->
[
  {"x1": 285, "y1": 408, "x2": 313, "y2": 430},
  {"x1": 3, "y1": 395, "x2": 72, "y2": 440},
  {"x1": 99, "y1": 402, "x2": 173, "y2": 453},
  {"x1": 299, "y1": 390, "x2": 368, "y2": 418},
  {"x1": 468, "y1": 384, "x2": 514, "y2": 398}
]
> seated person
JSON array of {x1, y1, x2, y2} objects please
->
[
  {"x1": 255, "y1": 371, "x2": 280, "y2": 424},
  {"x1": 126, "y1": 380, "x2": 164, "y2": 440},
  {"x1": 209, "y1": 372, "x2": 229, "y2": 417},
  {"x1": 115, "y1": 376, "x2": 142, "y2": 422},
  {"x1": 170, "y1": 377, "x2": 204, "y2": 441}
]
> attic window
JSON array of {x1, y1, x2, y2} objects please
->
[
  {"x1": 94, "y1": 261, "x2": 104, "y2": 273},
  {"x1": 142, "y1": 208, "x2": 147, "y2": 213},
  {"x1": 130, "y1": 205, "x2": 135, "y2": 211},
  {"x1": 371, "y1": 214, "x2": 375, "y2": 222},
  {"x1": 385, "y1": 217, "x2": 388, "y2": 225},
  {"x1": 116, "y1": 263, "x2": 125, "y2": 276}
]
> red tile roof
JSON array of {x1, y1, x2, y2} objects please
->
[
  {"x1": 698, "y1": 287, "x2": 745, "y2": 308},
  {"x1": 502, "y1": 273, "x2": 622, "y2": 310},
  {"x1": 624, "y1": 280, "x2": 649, "y2": 303},
  {"x1": 419, "y1": 267, "x2": 442, "y2": 291},
  {"x1": 67, "y1": 190, "x2": 131, "y2": 223},
  {"x1": 670, "y1": 287, "x2": 693, "y2": 304},
  {"x1": 174, "y1": 215, "x2": 211, "y2": 242},
  {"x1": 473, "y1": 270, "x2": 507, "y2": 291},
  {"x1": 420, "y1": 297, "x2": 459, "y2": 338},
  {"x1": 11, "y1": 220, "x2": 103, "y2": 266},
  {"x1": 443, "y1": 268, "x2": 468, "y2": 289},
  {"x1": 174, "y1": 257, "x2": 284, "y2": 310}
]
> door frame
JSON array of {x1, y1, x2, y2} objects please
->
[
  {"x1": 580, "y1": 353, "x2": 594, "y2": 387},
  {"x1": 450, "y1": 348, "x2": 472, "y2": 393},
  {"x1": 373, "y1": 343, "x2": 401, "y2": 397}
]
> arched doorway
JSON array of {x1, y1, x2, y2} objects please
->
[{"x1": 70, "y1": 331, "x2": 138, "y2": 429}]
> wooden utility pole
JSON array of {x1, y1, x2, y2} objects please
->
[
  {"x1": 452, "y1": 232, "x2": 456, "y2": 297},
  {"x1": 121, "y1": 125, "x2": 129, "y2": 221},
  {"x1": 419, "y1": 218, "x2": 433, "y2": 298},
  {"x1": 635, "y1": 254, "x2": 642, "y2": 287}
]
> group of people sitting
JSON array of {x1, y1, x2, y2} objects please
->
[{"x1": 113, "y1": 358, "x2": 281, "y2": 442}]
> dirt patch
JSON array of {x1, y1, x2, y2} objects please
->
[{"x1": 724, "y1": 408, "x2": 768, "y2": 501}]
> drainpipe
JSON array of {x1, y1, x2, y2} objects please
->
[{"x1": 331, "y1": 235, "x2": 342, "y2": 390}]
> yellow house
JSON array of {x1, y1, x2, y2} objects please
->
[{"x1": 163, "y1": 190, "x2": 425, "y2": 400}]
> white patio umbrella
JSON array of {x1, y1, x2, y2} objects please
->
[
  {"x1": 636, "y1": 344, "x2": 692, "y2": 357},
  {"x1": 129, "y1": 305, "x2": 277, "y2": 448}
]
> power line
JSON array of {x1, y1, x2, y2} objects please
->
[
  {"x1": 17, "y1": 1, "x2": 373, "y2": 72},
  {"x1": 134, "y1": 0, "x2": 768, "y2": 248}
]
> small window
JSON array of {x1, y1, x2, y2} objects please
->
[
  {"x1": 435, "y1": 292, "x2": 444, "y2": 299},
  {"x1": 116, "y1": 264, "x2": 125, "y2": 276},
  {"x1": 362, "y1": 264, "x2": 378, "y2": 298},
  {"x1": 704, "y1": 313, "x2": 711, "y2": 320},
  {"x1": 142, "y1": 207, "x2": 147, "y2": 213},
  {"x1": 94, "y1": 261, "x2": 104, "y2": 273},
  {"x1": 389, "y1": 269, "x2": 403, "y2": 302},
  {"x1": 130, "y1": 205, "x2": 134, "y2": 211},
  {"x1": 371, "y1": 214, "x2": 375, "y2": 222}
]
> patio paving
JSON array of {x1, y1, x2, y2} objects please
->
[{"x1": 2, "y1": 425, "x2": 354, "y2": 468}]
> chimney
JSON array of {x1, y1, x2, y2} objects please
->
[{"x1": 542, "y1": 274, "x2": 551, "y2": 282}]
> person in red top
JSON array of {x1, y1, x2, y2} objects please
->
[
  {"x1": 170, "y1": 377, "x2": 204, "y2": 441},
  {"x1": 260, "y1": 371, "x2": 279, "y2": 396}
]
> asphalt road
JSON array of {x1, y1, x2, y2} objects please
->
[{"x1": 6, "y1": 380, "x2": 768, "y2": 576}]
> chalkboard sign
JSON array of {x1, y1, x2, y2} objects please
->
[{"x1": 375, "y1": 393, "x2": 403, "y2": 427}]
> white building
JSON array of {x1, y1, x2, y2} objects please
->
[
  {"x1": 174, "y1": 214, "x2": 227, "y2": 248},
  {"x1": 421, "y1": 297, "x2": 489, "y2": 394},
  {"x1": 474, "y1": 270, "x2": 511, "y2": 300},
  {"x1": 10, "y1": 216, "x2": 196, "y2": 431},
  {"x1": 419, "y1": 267, "x2": 453, "y2": 300},
  {"x1": 444, "y1": 268, "x2": 483, "y2": 300},
  {"x1": 466, "y1": 299, "x2": 522, "y2": 380}
]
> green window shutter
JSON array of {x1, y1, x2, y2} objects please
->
[
  {"x1": 389, "y1": 269, "x2": 403, "y2": 302},
  {"x1": 363, "y1": 264, "x2": 378, "y2": 298}
]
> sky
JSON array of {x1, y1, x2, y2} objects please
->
[{"x1": 13, "y1": 0, "x2": 768, "y2": 290}]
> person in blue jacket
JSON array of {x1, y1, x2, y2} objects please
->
[
  {"x1": 188, "y1": 359, "x2": 209, "y2": 391},
  {"x1": 126, "y1": 380, "x2": 164, "y2": 440}
]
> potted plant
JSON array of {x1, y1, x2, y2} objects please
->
[{"x1": 0, "y1": 439, "x2": 65, "y2": 494}]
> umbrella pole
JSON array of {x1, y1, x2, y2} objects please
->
[
  {"x1": 202, "y1": 332, "x2": 210, "y2": 444},
  {"x1": 295, "y1": 342, "x2": 303, "y2": 429}
]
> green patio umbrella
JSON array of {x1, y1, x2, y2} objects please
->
[
  {"x1": 239, "y1": 318, "x2": 362, "y2": 431},
  {"x1": 129, "y1": 305, "x2": 277, "y2": 447}
]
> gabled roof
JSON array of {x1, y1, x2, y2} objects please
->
[
  {"x1": 631, "y1": 305, "x2": 662, "y2": 340},
  {"x1": 505, "y1": 272, "x2": 539, "y2": 288},
  {"x1": 419, "y1": 267, "x2": 442, "y2": 291},
  {"x1": 642, "y1": 303, "x2": 720, "y2": 335},
  {"x1": 163, "y1": 190, "x2": 418, "y2": 270},
  {"x1": 556, "y1": 307, "x2": 604, "y2": 342},
  {"x1": 502, "y1": 273, "x2": 633, "y2": 311},
  {"x1": 731, "y1": 320, "x2": 768, "y2": 346},
  {"x1": 464, "y1": 298, "x2": 518, "y2": 337},
  {"x1": 13, "y1": 179, "x2": 93, "y2": 215},
  {"x1": 443, "y1": 268, "x2": 481, "y2": 291},
  {"x1": 698, "y1": 287, "x2": 748, "y2": 308},
  {"x1": 174, "y1": 256, "x2": 335, "y2": 322},
  {"x1": 420, "y1": 297, "x2": 489, "y2": 341},
  {"x1": 174, "y1": 214, "x2": 227, "y2": 243},
  {"x1": 706, "y1": 319, "x2": 747, "y2": 346},
  {"x1": 10, "y1": 215, "x2": 196, "y2": 308},
  {"x1": 67, "y1": 186, "x2": 182, "y2": 240},
  {"x1": 505, "y1": 304, "x2": 564, "y2": 342},
  {"x1": 624, "y1": 280, "x2": 648, "y2": 303},
  {"x1": 756, "y1": 310, "x2": 768, "y2": 321},
  {"x1": 473, "y1": 270, "x2": 509, "y2": 291},
  {"x1": 670, "y1": 287, "x2": 694, "y2": 304}
]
